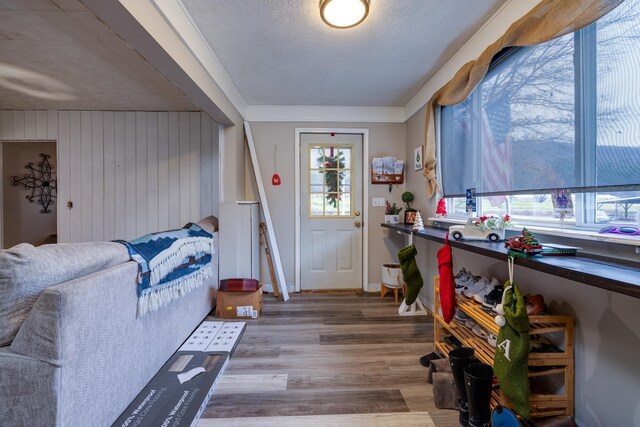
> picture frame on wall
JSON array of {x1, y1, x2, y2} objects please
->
[{"x1": 414, "y1": 146, "x2": 423, "y2": 171}]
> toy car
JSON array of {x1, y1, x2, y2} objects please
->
[
  {"x1": 504, "y1": 236, "x2": 542, "y2": 254},
  {"x1": 449, "y1": 218, "x2": 503, "y2": 242}
]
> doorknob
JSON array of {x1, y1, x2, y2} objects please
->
[
  {"x1": 355, "y1": 210, "x2": 361, "y2": 217},
  {"x1": 354, "y1": 220, "x2": 362, "y2": 228}
]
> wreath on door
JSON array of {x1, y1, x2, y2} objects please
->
[{"x1": 318, "y1": 150, "x2": 345, "y2": 208}]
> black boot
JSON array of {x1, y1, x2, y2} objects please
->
[
  {"x1": 464, "y1": 362, "x2": 494, "y2": 427},
  {"x1": 449, "y1": 346, "x2": 475, "y2": 426}
]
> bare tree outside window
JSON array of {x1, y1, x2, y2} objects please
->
[{"x1": 441, "y1": 0, "x2": 640, "y2": 224}]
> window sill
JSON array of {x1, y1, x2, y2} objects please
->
[
  {"x1": 428, "y1": 217, "x2": 640, "y2": 249},
  {"x1": 382, "y1": 222, "x2": 640, "y2": 299}
]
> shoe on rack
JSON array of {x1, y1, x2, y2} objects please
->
[
  {"x1": 463, "y1": 276, "x2": 491, "y2": 299},
  {"x1": 526, "y1": 294, "x2": 545, "y2": 315},
  {"x1": 454, "y1": 308, "x2": 472, "y2": 324},
  {"x1": 465, "y1": 319, "x2": 477, "y2": 329},
  {"x1": 482, "y1": 281, "x2": 504, "y2": 310},
  {"x1": 443, "y1": 335, "x2": 463, "y2": 348},
  {"x1": 487, "y1": 333, "x2": 497, "y2": 348},
  {"x1": 473, "y1": 277, "x2": 501, "y2": 304},
  {"x1": 454, "y1": 267, "x2": 469, "y2": 281},
  {"x1": 472, "y1": 325, "x2": 488, "y2": 339},
  {"x1": 530, "y1": 337, "x2": 562, "y2": 353},
  {"x1": 455, "y1": 270, "x2": 477, "y2": 295}
]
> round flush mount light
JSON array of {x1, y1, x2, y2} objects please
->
[{"x1": 320, "y1": 0, "x2": 369, "y2": 29}]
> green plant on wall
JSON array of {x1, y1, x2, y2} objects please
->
[{"x1": 318, "y1": 151, "x2": 345, "y2": 208}]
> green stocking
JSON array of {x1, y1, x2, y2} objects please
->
[
  {"x1": 494, "y1": 282, "x2": 531, "y2": 419},
  {"x1": 397, "y1": 244, "x2": 423, "y2": 305}
]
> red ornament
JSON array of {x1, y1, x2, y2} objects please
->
[
  {"x1": 272, "y1": 174, "x2": 281, "y2": 186},
  {"x1": 436, "y1": 198, "x2": 447, "y2": 216}
]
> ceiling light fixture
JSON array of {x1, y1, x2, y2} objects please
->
[{"x1": 320, "y1": 0, "x2": 369, "y2": 29}]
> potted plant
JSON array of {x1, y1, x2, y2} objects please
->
[
  {"x1": 384, "y1": 201, "x2": 402, "y2": 224},
  {"x1": 402, "y1": 191, "x2": 417, "y2": 224}
]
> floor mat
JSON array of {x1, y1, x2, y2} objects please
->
[{"x1": 112, "y1": 321, "x2": 245, "y2": 427}]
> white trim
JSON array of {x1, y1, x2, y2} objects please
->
[
  {"x1": 218, "y1": 124, "x2": 225, "y2": 203},
  {"x1": 0, "y1": 139, "x2": 59, "y2": 249},
  {"x1": 362, "y1": 129, "x2": 369, "y2": 292},
  {"x1": 294, "y1": 131, "x2": 301, "y2": 291},
  {"x1": 246, "y1": 106, "x2": 405, "y2": 123},
  {"x1": 294, "y1": 127, "x2": 369, "y2": 292},
  {"x1": 151, "y1": 0, "x2": 246, "y2": 116},
  {"x1": 403, "y1": 0, "x2": 540, "y2": 119},
  {"x1": 367, "y1": 282, "x2": 382, "y2": 292}
]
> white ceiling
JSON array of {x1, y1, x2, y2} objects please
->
[
  {"x1": 181, "y1": 0, "x2": 507, "y2": 107},
  {"x1": 0, "y1": 0, "x2": 197, "y2": 110}
]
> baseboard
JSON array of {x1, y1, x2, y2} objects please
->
[
  {"x1": 263, "y1": 283, "x2": 382, "y2": 293},
  {"x1": 367, "y1": 282, "x2": 382, "y2": 292},
  {"x1": 262, "y1": 283, "x2": 294, "y2": 294}
]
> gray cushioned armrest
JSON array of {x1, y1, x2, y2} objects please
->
[
  {"x1": 0, "y1": 349, "x2": 60, "y2": 425},
  {"x1": 0, "y1": 241, "x2": 130, "y2": 346}
]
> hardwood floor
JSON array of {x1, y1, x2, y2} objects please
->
[{"x1": 198, "y1": 291, "x2": 459, "y2": 427}]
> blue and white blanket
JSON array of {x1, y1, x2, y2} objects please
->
[{"x1": 116, "y1": 223, "x2": 214, "y2": 315}]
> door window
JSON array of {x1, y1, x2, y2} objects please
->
[{"x1": 308, "y1": 144, "x2": 354, "y2": 217}]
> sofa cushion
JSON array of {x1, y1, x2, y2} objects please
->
[
  {"x1": 196, "y1": 215, "x2": 219, "y2": 234},
  {"x1": 0, "y1": 242, "x2": 130, "y2": 346}
]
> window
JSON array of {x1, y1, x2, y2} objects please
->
[
  {"x1": 308, "y1": 144, "x2": 353, "y2": 217},
  {"x1": 440, "y1": 1, "x2": 640, "y2": 228}
]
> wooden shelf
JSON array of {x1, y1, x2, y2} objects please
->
[
  {"x1": 433, "y1": 277, "x2": 574, "y2": 418},
  {"x1": 371, "y1": 171, "x2": 404, "y2": 185},
  {"x1": 382, "y1": 222, "x2": 640, "y2": 299}
]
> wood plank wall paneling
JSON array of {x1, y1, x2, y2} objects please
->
[{"x1": 0, "y1": 110, "x2": 219, "y2": 246}]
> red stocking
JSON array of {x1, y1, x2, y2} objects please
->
[{"x1": 437, "y1": 234, "x2": 456, "y2": 324}]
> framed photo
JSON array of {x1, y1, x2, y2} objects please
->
[
  {"x1": 414, "y1": 146, "x2": 423, "y2": 171},
  {"x1": 404, "y1": 210, "x2": 417, "y2": 225}
]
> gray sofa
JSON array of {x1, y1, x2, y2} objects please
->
[{"x1": 0, "y1": 234, "x2": 218, "y2": 426}]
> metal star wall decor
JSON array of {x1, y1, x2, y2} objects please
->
[{"x1": 11, "y1": 153, "x2": 57, "y2": 214}]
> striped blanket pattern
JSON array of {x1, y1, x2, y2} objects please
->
[{"x1": 116, "y1": 223, "x2": 214, "y2": 315}]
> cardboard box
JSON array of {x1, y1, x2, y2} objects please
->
[{"x1": 216, "y1": 285, "x2": 263, "y2": 319}]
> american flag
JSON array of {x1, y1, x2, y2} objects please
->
[{"x1": 481, "y1": 95, "x2": 512, "y2": 206}]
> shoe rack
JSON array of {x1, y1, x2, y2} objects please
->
[{"x1": 433, "y1": 277, "x2": 574, "y2": 419}]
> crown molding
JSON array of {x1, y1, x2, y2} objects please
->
[
  {"x1": 245, "y1": 105, "x2": 406, "y2": 123},
  {"x1": 151, "y1": 0, "x2": 247, "y2": 118}
]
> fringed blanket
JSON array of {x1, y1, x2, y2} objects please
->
[{"x1": 116, "y1": 223, "x2": 214, "y2": 315}]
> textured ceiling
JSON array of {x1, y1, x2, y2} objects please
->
[
  {"x1": 181, "y1": 0, "x2": 507, "y2": 107},
  {"x1": 0, "y1": 0, "x2": 197, "y2": 110}
]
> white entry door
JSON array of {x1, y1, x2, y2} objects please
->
[{"x1": 300, "y1": 133, "x2": 363, "y2": 290}]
